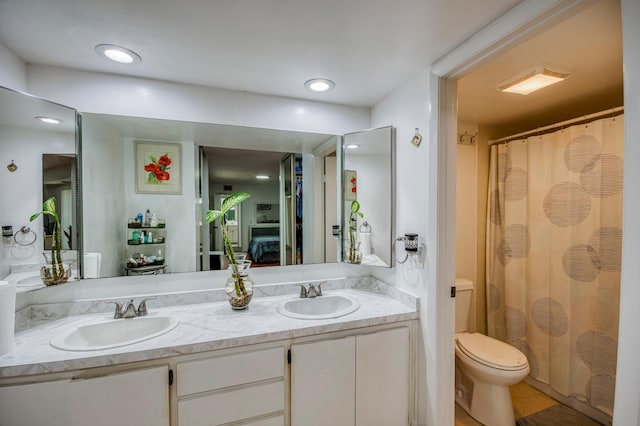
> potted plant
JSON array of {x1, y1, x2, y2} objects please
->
[
  {"x1": 30, "y1": 197, "x2": 70, "y2": 285},
  {"x1": 346, "y1": 200, "x2": 364, "y2": 264},
  {"x1": 206, "y1": 192, "x2": 252, "y2": 310}
]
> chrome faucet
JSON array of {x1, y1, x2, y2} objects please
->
[
  {"x1": 307, "y1": 282, "x2": 323, "y2": 298},
  {"x1": 294, "y1": 282, "x2": 325, "y2": 298},
  {"x1": 106, "y1": 297, "x2": 156, "y2": 319}
]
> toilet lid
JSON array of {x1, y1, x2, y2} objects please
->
[{"x1": 456, "y1": 333, "x2": 528, "y2": 371}]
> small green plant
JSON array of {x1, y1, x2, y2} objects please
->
[
  {"x1": 347, "y1": 200, "x2": 364, "y2": 263},
  {"x1": 30, "y1": 197, "x2": 66, "y2": 283},
  {"x1": 206, "y1": 192, "x2": 251, "y2": 295}
]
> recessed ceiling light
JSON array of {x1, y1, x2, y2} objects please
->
[
  {"x1": 95, "y1": 44, "x2": 142, "y2": 64},
  {"x1": 346, "y1": 144, "x2": 360, "y2": 149},
  {"x1": 304, "y1": 78, "x2": 335, "y2": 93},
  {"x1": 35, "y1": 116, "x2": 62, "y2": 125},
  {"x1": 498, "y1": 67, "x2": 569, "y2": 95},
  {"x1": 256, "y1": 175, "x2": 270, "y2": 180}
]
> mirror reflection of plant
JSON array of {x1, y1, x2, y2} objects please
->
[
  {"x1": 30, "y1": 197, "x2": 65, "y2": 281},
  {"x1": 348, "y1": 200, "x2": 364, "y2": 262},
  {"x1": 205, "y1": 192, "x2": 251, "y2": 296}
]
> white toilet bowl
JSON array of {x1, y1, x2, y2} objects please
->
[{"x1": 455, "y1": 332, "x2": 529, "y2": 426}]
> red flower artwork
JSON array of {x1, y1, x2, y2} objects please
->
[{"x1": 144, "y1": 153, "x2": 173, "y2": 184}]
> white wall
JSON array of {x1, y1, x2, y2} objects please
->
[
  {"x1": 25, "y1": 65, "x2": 370, "y2": 136},
  {"x1": 82, "y1": 115, "x2": 126, "y2": 277},
  {"x1": 370, "y1": 69, "x2": 433, "y2": 426},
  {"x1": 123, "y1": 138, "x2": 197, "y2": 273},
  {"x1": 0, "y1": 42, "x2": 26, "y2": 92},
  {"x1": 455, "y1": 121, "x2": 478, "y2": 333},
  {"x1": 613, "y1": 0, "x2": 640, "y2": 424},
  {"x1": 455, "y1": 122, "x2": 478, "y2": 284},
  {"x1": 343, "y1": 149, "x2": 391, "y2": 262},
  {"x1": 0, "y1": 127, "x2": 75, "y2": 277}
]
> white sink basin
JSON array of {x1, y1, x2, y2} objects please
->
[
  {"x1": 277, "y1": 294, "x2": 360, "y2": 320},
  {"x1": 50, "y1": 316, "x2": 179, "y2": 351}
]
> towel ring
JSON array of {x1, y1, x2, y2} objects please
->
[{"x1": 14, "y1": 226, "x2": 37, "y2": 246}]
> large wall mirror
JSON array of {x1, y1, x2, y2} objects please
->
[
  {"x1": 1, "y1": 85, "x2": 396, "y2": 296},
  {"x1": 343, "y1": 127, "x2": 395, "y2": 267},
  {"x1": 0, "y1": 86, "x2": 80, "y2": 285},
  {"x1": 81, "y1": 113, "x2": 343, "y2": 278}
]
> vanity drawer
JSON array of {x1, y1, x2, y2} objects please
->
[
  {"x1": 177, "y1": 346, "x2": 284, "y2": 396},
  {"x1": 177, "y1": 380, "x2": 285, "y2": 425}
]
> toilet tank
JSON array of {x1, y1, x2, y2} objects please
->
[{"x1": 455, "y1": 278, "x2": 474, "y2": 333}]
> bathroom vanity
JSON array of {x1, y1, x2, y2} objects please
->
[{"x1": 0, "y1": 280, "x2": 418, "y2": 426}]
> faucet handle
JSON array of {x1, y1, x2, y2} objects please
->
[
  {"x1": 105, "y1": 300, "x2": 123, "y2": 319},
  {"x1": 294, "y1": 284, "x2": 308, "y2": 298},
  {"x1": 313, "y1": 281, "x2": 325, "y2": 297},
  {"x1": 136, "y1": 296, "x2": 156, "y2": 316}
]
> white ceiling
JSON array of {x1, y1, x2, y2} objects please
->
[
  {"x1": 0, "y1": 0, "x2": 624, "y2": 174},
  {"x1": 457, "y1": 0, "x2": 623, "y2": 136},
  {"x1": 0, "y1": 0, "x2": 520, "y2": 108}
]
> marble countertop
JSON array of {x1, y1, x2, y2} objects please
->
[{"x1": 0, "y1": 286, "x2": 418, "y2": 379}]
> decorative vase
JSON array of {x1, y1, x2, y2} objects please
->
[
  {"x1": 40, "y1": 252, "x2": 70, "y2": 286},
  {"x1": 345, "y1": 241, "x2": 362, "y2": 264},
  {"x1": 225, "y1": 260, "x2": 254, "y2": 310},
  {"x1": 40, "y1": 262, "x2": 71, "y2": 286}
]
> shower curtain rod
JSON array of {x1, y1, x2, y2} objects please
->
[{"x1": 488, "y1": 106, "x2": 624, "y2": 146}]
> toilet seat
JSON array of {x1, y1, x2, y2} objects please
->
[{"x1": 456, "y1": 333, "x2": 528, "y2": 371}]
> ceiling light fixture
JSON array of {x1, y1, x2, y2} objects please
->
[
  {"x1": 95, "y1": 44, "x2": 142, "y2": 64},
  {"x1": 346, "y1": 144, "x2": 360, "y2": 149},
  {"x1": 498, "y1": 67, "x2": 569, "y2": 95},
  {"x1": 304, "y1": 78, "x2": 335, "y2": 93},
  {"x1": 256, "y1": 175, "x2": 270, "y2": 180},
  {"x1": 35, "y1": 116, "x2": 62, "y2": 125}
]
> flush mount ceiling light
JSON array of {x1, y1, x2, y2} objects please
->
[
  {"x1": 256, "y1": 175, "x2": 270, "y2": 180},
  {"x1": 35, "y1": 116, "x2": 62, "y2": 125},
  {"x1": 304, "y1": 78, "x2": 335, "y2": 93},
  {"x1": 95, "y1": 44, "x2": 142, "y2": 64},
  {"x1": 498, "y1": 67, "x2": 570, "y2": 95},
  {"x1": 346, "y1": 144, "x2": 360, "y2": 149}
]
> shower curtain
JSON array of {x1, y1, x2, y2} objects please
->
[{"x1": 486, "y1": 113, "x2": 624, "y2": 416}]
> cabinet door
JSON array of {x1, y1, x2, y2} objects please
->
[
  {"x1": 355, "y1": 327, "x2": 410, "y2": 426},
  {"x1": 0, "y1": 379, "x2": 71, "y2": 426},
  {"x1": 291, "y1": 336, "x2": 356, "y2": 426},
  {"x1": 0, "y1": 365, "x2": 169, "y2": 426},
  {"x1": 69, "y1": 365, "x2": 170, "y2": 426}
]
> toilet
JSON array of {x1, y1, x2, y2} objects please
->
[{"x1": 454, "y1": 278, "x2": 529, "y2": 426}]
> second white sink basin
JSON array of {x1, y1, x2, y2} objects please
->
[
  {"x1": 50, "y1": 316, "x2": 179, "y2": 351},
  {"x1": 277, "y1": 294, "x2": 360, "y2": 320}
]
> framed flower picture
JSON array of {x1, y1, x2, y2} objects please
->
[{"x1": 135, "y1": 141, "x2": 182, "y2": 194}]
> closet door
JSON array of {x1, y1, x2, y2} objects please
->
[{"x1": 280, "y1": 154, "x2": 295, "y2": 265}]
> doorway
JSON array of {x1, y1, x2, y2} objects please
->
[{"x1": 433, "y1": 2, "x2": 622, "y2": 426}]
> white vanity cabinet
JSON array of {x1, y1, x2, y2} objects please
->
[
  {"x1": 290, "y1": 326, "x2": 411, "y2": 426},
  {"x1": 176, "y1": 346, "x2": 286, "y2": 426},
  {"x1": 0, "y1": 365, "x2": 170, "y2": 426}
]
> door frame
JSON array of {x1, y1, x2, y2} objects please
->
[{"x1": 428, "y1": 1, "x2": 592, "y2": 424}]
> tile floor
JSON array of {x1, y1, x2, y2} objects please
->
[{"x1": 454, "y1": 381, "x2": 563, "y2": 426}]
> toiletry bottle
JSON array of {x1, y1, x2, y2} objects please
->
[
  {"x1": 147, "y1": 231, "x2": 153, "y2": 243},
  {"x1": 145, "y1": 209, "x2": 151, "y2": 226},
  {"x1": 150, "y1": 213, "x2": 158, "y2": 227},
  {"x1": 136, "y1": 212, "x2": 143, "y2": 224}
]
